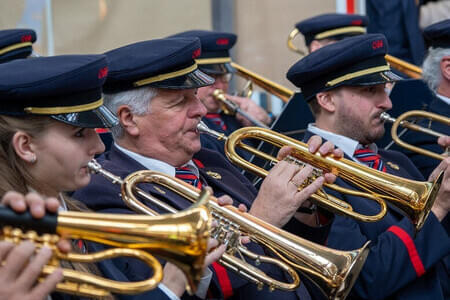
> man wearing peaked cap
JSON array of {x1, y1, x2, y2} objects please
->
[
  {"x1": 391, "y1": 19, "x2": 450, "y2": 181},
  {"x1": 74, "y1": 37, "x2": 341, "y2": 300},
  {"x1": 287, "y1": 33, "x2": 450, "y2": 300},
  {"x1": 294, "y1": 13, "x2": 368, "y2": 53},
  {"x1": 0, "y1": 29, "x2": 37, "y2": 63},
  {"x1": 168, "y1": 30, "x2": 271, "y2": 159}
]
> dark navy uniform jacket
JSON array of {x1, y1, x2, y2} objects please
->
[
  {"x1": 74, "y1": 145, "x2": 330, "y2": 300},
  {"x1": 390, "y1": 96, "x2": 450, "y2": 179},
  {"x1": 366, "y1": 0, "x2": 425, "y2": 65},
  {"x1": 304, "y1": 130, "x2": 449, "y2": 300}
]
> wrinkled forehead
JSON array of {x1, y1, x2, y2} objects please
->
[{"x1": 151, "y1": 87, "x2": 198, "y2": 106}]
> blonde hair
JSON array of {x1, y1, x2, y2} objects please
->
[
  {"x1": 0, "y1": 115, "x2": 115, "y2": 299},
  {"x1": 0, "y1": 115, "x2": 52, "y2": 196}
]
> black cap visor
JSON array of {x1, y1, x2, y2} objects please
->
[
  {"x1": 149, "y1": 68, "x2": 215, "y2": 89},
  {"x1": 198, "y1": 62, "x2": 236, "y2": 75},
  {"x1": 51, "y1": 105, "x2": 119, "y2": 128}
]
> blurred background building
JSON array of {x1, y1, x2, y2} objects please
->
[{"x1": 0, "y1": 0, "x2": 374, "y2": 115}]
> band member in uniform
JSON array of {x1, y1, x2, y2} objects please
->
[
  {"x1": 287, "y1": 33, "x2": 450, "y2": 300},
  {"x1": 294, "y1": 13, "x2": 368, "y2": 53},
  {"x1": 0, "y1": 54, "x2": 221, "y2": 300},
  {"x1": 390, "y1": 19, "x2": 450, "y2": 179},
  {"x1": 73, "y1": 37, "x2": 342, "y2": 300},
  {"x1": 168, "y1": 30, "x2": 272, "y2": 158},
  {"x1": 0, "y1": 28, "x2": 37, "y2": 63}
]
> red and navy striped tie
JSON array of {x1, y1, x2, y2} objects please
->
[
  {"x1": 205, "y1": 113, "x2": 227, "y2": 131},
  {"x1": 354, "y1": 147, "x2": 387, "y2": 172},
  {"x1": 175, "y1": 166, "x2": 203, "y2": 189}
]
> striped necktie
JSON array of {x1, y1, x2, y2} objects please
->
[
  {"x1": 354, "y1": 147, "x2": 387, "y2": 172},
  {"x1": 205, "y1": 113, "x2": 227, "y2": 131},
  {"x1": 175, "y1": 166, "x2": 203, "y2": 189}
]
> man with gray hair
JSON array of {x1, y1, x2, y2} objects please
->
[
  {"x1": 75, "y1": 37, "x2": 342, "y2": 300},
  {"x1": 391, "y1": 19, "x2": 450, "y2": 179}
]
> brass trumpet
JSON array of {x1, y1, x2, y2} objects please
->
[
  {"x1": 197, "y1": 122, "x2": 444, "y2": 232},
  {"x1": 88, "y1": 160, "x2": 370, "y2": 300},
  {"x1": 287, "y1": 29, "x2": 423, "y2": 79},
  {"x1": 231, "y1": 62, "x2": 294, "y2": 103},
  {"x1": 0, "y1": 199, "x2": 211, "y2": 298},
  {"x1": 381, "y1": 110, "x2": 450, "y2": 160},
  {"x1": 88, "y1": 159, "x2": 300, "y2": 292},
  {"x1": 212, "y1": 89, "x2": 269, "y2": 128}
]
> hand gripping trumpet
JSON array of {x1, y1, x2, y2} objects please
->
[
  {"x1": 197, "y1": 122, "x2": 444, "y2": 232},
  {"x1": 212, "y1": 89, "x2": 269, "y2": 128},
  {"x1": 0, "y1": 197, "x2": 211, "y2": 298},
  {"x1": 88, "y1": 160, "x2": 370, "y2": 300},
  {"x1": 380, "y1": 110, "x2": 450, "y2": 160}
]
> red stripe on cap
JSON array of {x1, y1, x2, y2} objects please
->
[
  {"x1": 372, "y1": 40, "x2": 384, "y2": 50},
  {"x1": 192, "y1": 48, "x2": 201, "y2": 59},
  {"x1": 211, "y1": 262, "x2": 233, "y2": 299},
  {"x1": 216, "y1": 38, "x2": 229, "y2": 45},
  {"x1": 387, "y1": 226, "x2": 425, "y2": 277},
  {"x1": 21, "y1": 35, "x2": 32, "y2": 42},
  {"x1": 98, "y1": 66, "x2": 108, "y2": 79},
  {"x1": 95, "y1": 128, "x2": 109, "y2": 133}
]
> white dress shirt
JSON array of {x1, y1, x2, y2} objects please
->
[
  {"x1": 307, "y1": 124, "x2": 380, "y2": 163},
  {"x1": 114, "y1": 143, "x2": 212, "y2": 299},
  {"x1": 436, "y1": 93, "x2": 450, "y2": 106}
]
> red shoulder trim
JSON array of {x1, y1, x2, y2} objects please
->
[
  {"x1": 387, "y1": 225, "x2": 425, "y2": 277},
  {"x1": 211, "y1": 262, "x2": 233, "y2": 298}
]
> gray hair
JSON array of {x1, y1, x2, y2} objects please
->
[
  {"x1": 103, "y1": 86, "x2": 158, "y2": 139},
  {"x1": 422, "y1": 47, "x2": 450, "y2": 92}
]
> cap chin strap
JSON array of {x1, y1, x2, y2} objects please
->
[
  {"x1": 133, "y1": 63, "x2": 198, "y2": 87},
  {"x1": 24, "y1": 98, "x2": 103, "y2": 114},
  {"x1": 314, "y1": 26, "x2": 366, "y2": 40},
  {"x1": 326, "y1": 65, "x2": 391, "y2": 87}
]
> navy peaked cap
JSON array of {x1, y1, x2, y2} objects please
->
[
  {"x1": 423, "y1": 19, "x2": 450, "y2": 48},
  {"x1": 0, "y1": 55, "x2": 118, "y2": 128},
  {"x1": 0, "y1": 29, "x2": 36, "y2": 63},
  {"x1": 287, "y1": 34, "x2": 402, "y2": 101},
  {"x1": 103, "y1": 37, "x2": 214, "y2": 93},
  {"x1": 168, "y1": 30, "x2": 237, "y2": 74},
  {"x1": 295, "y1": 13, "x2": 368, "y2": 46}
]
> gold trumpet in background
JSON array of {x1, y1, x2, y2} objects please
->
[
  {"x1": 212, "y1": 89, "x2": 269, "y2": 128},
  {"x1": 231, "y1": 62, "x2": 294, "y2": 103},
  {"x1": 287, "y1": 28, "x2": 423, "y2": 79},
  {"x1": 381, "y1": 110, "x2": 450, "y2": 160},
  {"x1": 0, "y1": 199, "x2": 211, "y2": 298},
  {"x1": 88, "y1": 160, "x2": 371, "y2": 300},
  {"x1": 197, "y1": 122, "x2": 444, "y2": 232}
]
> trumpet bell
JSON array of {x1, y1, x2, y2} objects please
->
[{"x1": 0, "y1": 203, "x2": 211, "y2": 297}]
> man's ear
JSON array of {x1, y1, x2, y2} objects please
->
[
  {"x1": 440, "y1": 56, "x2": 450, "y2": 81},
  {"x1": 11, "y1": 131, "x2": 36, "y2": 164},
  {"x1": 117, "y1": 105, "x2": 139, "y2": 136},
  {"x1": 309, "y1": 40, "x2": 322, "y2": 53},
  {"x1": 316, "y1": 91, "x2": 336, "y2": 113}
]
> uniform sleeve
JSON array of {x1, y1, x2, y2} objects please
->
[{"x1": 326, "y1": 183, "x2": 449, "y2": 299}]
